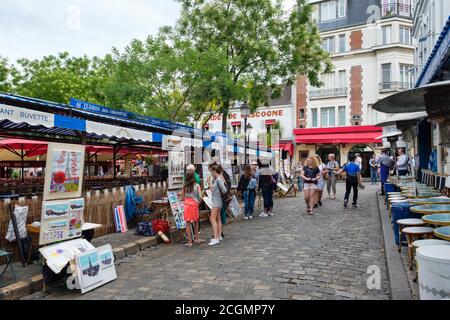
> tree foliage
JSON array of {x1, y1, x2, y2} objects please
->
[
  {"x1": 10, "y1": 52, "x2": 106, "y2": 104},
  {"x1": 176, "y1": 0, "x2": 332, "y2": 132},
  {"x1": 0, "y1": 56, "x2": 12, "y2": 93},
  {"x1": 99, "y1": 27, "x2": 227, "y2": 123}
]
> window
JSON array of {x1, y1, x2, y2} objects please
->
[
  {"x1": 299, "y1": 109, "x2": 305, "y2": 119},
  {"x1": 400, "y1": 64, "x2": 413, "y2": 89},
  {"x1": 338, "y1": 70, "x2": 346, "y2": 87},
  {"x1": 232, "y1": 124, "x2": 241, "y2": 135},
  {"x1": 321, "y1": 1, "x2": 336, "y2": 21},
  {"x1": 338, "y1": 34, "x2": 346, "y2": 53},
  {"x1": 382, "y1": 25, "x2": 391, "y2": 45},
  {"x1": 312, "y1": 108, "x2": 318, "y2": 128},
  {"x1": 322, "y1": 36, "x2": 335, "y2": 53},
  {"x1": 399, "y1": 26, "x2": 412, "y2": 44},
  {"x1": 321, "y1": 107, "x2": 336, "y2": 127},
  {"x1": 338, "y1": 0, "x2": 346, "y2": 18},
  {"x1": 381, "y1": 63, "x2": 391, "y2": 89},
  {"x1": 311, "y1": 6, "x2": 319, "y2": 22},
  {"x1": 338, "y1": 106, "x2": 346, "y2": 126}
]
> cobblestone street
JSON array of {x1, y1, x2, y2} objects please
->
[{"x1": 24, "y1": 183, "x2": 390, "y2": 300}]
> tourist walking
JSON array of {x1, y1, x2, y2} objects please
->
[
  {"x1": 339, "y1": 154, "x2": 361, "y2": 208},
  {"x1": 314, "y1": 155, "x2": 327, "y2": 208},
  {"x1": 294, "y1": 161, "x2": 303, "y2": 192},
  {"x1": 396, "y1": 148, "x2": 409, "y2": 176},
  {"x1": 326, "y1": 154, "x2": 340, "y2": 200},
  {"x1": 369, "y1": 154, "x2": 379, "y2": 185},
  {"x1": 258, "y1": 159, "x2": 278, "y2": 217},
  {"x1": 180, "y1": 172, "x2": 205, "y2": 247},
  {"x1": 301, "y1": 156, "x2": 320, "y2": 215},
  {"x1": 379, "y1": 149, "x2": 393, "y2": 195},
  {"x1": 208, "y1": 164, "x2": 228, "y2": 246},
  {"x1": 237, "y1": 165, "x2": 257, "y2": 220}
]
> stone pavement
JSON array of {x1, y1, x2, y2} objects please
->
[{"x1": 23, "y1": 183, "x2": 390, "y2": 300}]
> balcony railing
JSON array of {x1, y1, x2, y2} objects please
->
[
  {"x1": 381, "y1": 2, "x2": 412, "y2": 18},
  {"x1": 309, "y1": 87, "x2": 348, "y2": 99},
  {"x1": 379, "y1": 81, "x2": 414, "y2": 92}
]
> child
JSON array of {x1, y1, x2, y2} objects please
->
[{"x1": 180, "y1": 172, "x2": 205, "y2": 247}]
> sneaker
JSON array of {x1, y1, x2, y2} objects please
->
[
  {"x1": 249, "y1": 216, "x2": 253, "y2": 220},
  {"x1": 244, "y1": 216, "x2": 249, "y2": 221},
  {"x1": 344, "y1": 200, "x2": 348, "y2": 208},
  {"x1": 259, "y1": 212, "x2": 268, "y2": 218},
  {"x1": 219, "y1": 236, "x2": 224, "y2": 242},
  {"x1": 208, "y1": 239, "x2": 220, "y2": 246},
  {"x1": 268, "y1": 211, "x2": 274, "y2": 217},
  {"x1": 352, "y1": 204, "x2": 358, "y2": 209}
]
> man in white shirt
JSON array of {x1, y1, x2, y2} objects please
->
[{"x1": 396, "y1": 149, "x2": 409, "y2": 176}]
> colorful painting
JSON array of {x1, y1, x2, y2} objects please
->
[
  {"x1": 43, "y1": 201, "x2": 69, "y2": 220},
  {"x1": 113, "y1": 205, "x2": 128, "y2": 233},
  {"x1": 50, "y1": 150, "x2": 83, "y2": 194},
  {"x1": 78, "y1": 250, "x2": 102, "y2": 290},
  {"x1": 167, "y1": 191, "x2": 186, "y2": 229},
  {"x1": 68, "y1": 198, "x2": 84, "y2": 231}
]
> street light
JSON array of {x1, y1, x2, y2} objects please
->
[{"x1": 241, "y1": 102, "x2": 250, "y2": 165}]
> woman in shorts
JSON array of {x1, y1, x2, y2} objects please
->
[{"x1": 301, "y1": 156, "x2": 321, "y2": 215}]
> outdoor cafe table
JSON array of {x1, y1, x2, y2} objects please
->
[
  {"x1": 422, "y1": 214, "x2": 450, "y2": 227},
  {"x1": 401, "y1": 191, "x2": 442, "y2": 198},
  {"x1": 409, "y1": 197, "x2": 450, "y2": 205},
  {"x1": 434, "y1": 226, "x2": 450, "y2": 241},
  {"x1": 410, "y1": 205, "x2": 450, "y2": 215}
]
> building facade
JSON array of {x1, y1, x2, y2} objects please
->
[
  {"x1": 294, "y1": 0, "x2": 415, "y2": 175},
  {"x1": 412, "y1": 0, "x2": 450, "y2": 174}
]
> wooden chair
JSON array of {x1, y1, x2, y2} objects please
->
[
  {"x1": 397, "y1": 219, "x2": 426, "y2": 252},
  {"x1": 402, "y1": 227, "x2": 435, "y2": 271}
]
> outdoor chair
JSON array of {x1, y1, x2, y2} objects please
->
[{"x1": 0, "y1": 248, "x2": 17, "y2": 288}]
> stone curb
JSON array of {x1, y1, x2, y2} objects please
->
[
  {"x1": 376, "y1": 193, "x2": 413, "y2": 300},
  {"x1": 0, "y1": 236, "x2": 161, "y2": 300}
]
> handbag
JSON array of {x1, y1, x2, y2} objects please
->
[
  {"x1": 135, "y1": 221, "x2": 154, "y2": 237},
  {"x1": 151, "y1": 219, "x2": 170, "y2": 234}
]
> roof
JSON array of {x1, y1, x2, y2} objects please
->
[{"x1": 375, "y1": 112, "x2": 428, "y2": 127}]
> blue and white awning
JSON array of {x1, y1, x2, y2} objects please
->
[{"x1": 0, "y1": 104, "x2": 157, "y2": 143}]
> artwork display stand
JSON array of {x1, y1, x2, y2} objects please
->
[{"x1": 37, "y1": 143, "x2": 116, "y2": 295}]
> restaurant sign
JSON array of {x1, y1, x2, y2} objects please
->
[{"x1": 0, "y1": 104, "x2": 54, "y2": 127}]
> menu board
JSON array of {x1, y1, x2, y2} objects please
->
[
  {"x1": 167, "y1": 191, "x2": 186, "y2": 229},
  {"x1": 39, "y1": 198, "x2": 85, "y2": 245}
]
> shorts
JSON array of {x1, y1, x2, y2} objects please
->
[
  {"x1": 303, "y1": 183, "x2": 318, "y2": 190},
  {"x1": 317, "y1": 180, "x2": 325, "y2": 191}
]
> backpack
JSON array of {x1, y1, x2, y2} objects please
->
[
  {"x1": 220, "y1": 172, "x2": 232, "y2": 207},
  {"x1": 135, "y1": 221, "x2": 154, "y2": 237}
]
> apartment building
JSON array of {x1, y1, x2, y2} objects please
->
[{"x1": 294, "y1": 0, "x2": 415, "y2": 174}]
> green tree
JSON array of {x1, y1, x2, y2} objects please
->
[
  {"x1": 176, "y1": 0, "x2": 331, "y2": 132},
  {"x1": 99, "y1": 27, "x2": 227, "y2": 123},
  {"x1": 0, "y1": 56, "x2": 13, "y2": 92},
  {"x1": 11, "y1": 52, "x2": 106, "y2": 104}
]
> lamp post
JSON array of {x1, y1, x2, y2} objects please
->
[{"x1": 241, "y1": 102, "x2": 250, "y2": 165}]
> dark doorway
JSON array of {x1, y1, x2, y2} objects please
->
[
  {"x1": 349, "y1": 145, "x2": 375, "y2": 178},
  {"x1": 317, "y1": 145, "x2": 340, "y2": 165}
]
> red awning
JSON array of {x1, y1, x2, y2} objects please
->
[
  {"x1": 272, "y1": 142, "x2": 294, "y2": 156},
  {"x1": 265, "y1": 119, "x2": 276, "y2": 125},
  {"x1": 231, "y1": 122, "x2": 242, "y2": 126},
  {"x1": 294, "y1": 126, "x2": 382, "y2": 144}
]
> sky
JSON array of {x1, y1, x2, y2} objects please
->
[{"x1": 1, "y1": 0, "x2": 298, "y2": 63}]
